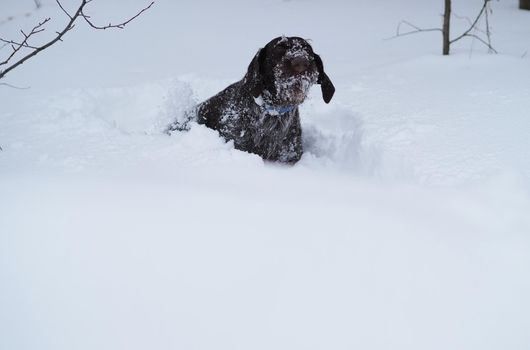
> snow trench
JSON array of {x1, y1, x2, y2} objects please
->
[{"x1": 1, "y1": 78, "x2": 380, "y2": 178}]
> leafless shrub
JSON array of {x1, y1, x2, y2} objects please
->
[{"x1": 0, "y1": 0, "x2": 155, "y2": 81}]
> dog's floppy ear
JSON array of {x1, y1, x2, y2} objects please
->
[
  {"x1": 245, "y1": 48, "x2": 266, "y2": 98},
  {"x1": 314, "y1": 53, "x2": 335, "y2": 104}
]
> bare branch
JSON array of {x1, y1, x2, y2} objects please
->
[
  {"x1": 0, "y1": 0, "x2": 155, "y2": 81},
  {"x1": 0, "y1": 18, "x2": 50, "y2": 67},
  {"x1": 450, "y1": 0, "x2": 490, "y2": 44},
  {"x1": 484, "y1": 1, "x2": 494, "y2": 53},
  {"x1": 81, "y1": 1, "x2": 154, "y2": 30},
  {"x1": 390, "y1": 0, "x2": 496, "y2": 55},
  {"x1": 55, "y1": 0, "x2": 73, "y2": 19},
  {"x1": 462, "y1": 33, "x2": 498, "y2": 54},
  {"x1": 0, "y1": 82, "x2": 30, "y2": 89},
  {"x1": 384, "y1": 20, "x2": 442, "y2": 41},
  {"x1": 0, "y1": 39, "x2": 39, "y2": 50}
]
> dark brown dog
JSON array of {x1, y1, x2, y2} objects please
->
[{"x1": 169, "y1": 36, "x2": 335, "y2": 163}]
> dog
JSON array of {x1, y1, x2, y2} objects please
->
[{"x1": 169, "y1": 36, "x2": 335, "y2": 163}]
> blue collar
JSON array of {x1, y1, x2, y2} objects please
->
[
  {"x1": 253, "y1": 96, "x2": 297, "y2": 116},
  {"x1": 263, "y1": 104, "x2": 297, "y2": 116}
]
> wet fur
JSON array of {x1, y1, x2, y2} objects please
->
[{"x1": 169, "y1": 37, "x2": 334, "y2": 163}]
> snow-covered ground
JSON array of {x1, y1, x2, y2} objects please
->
[{"x1": 1, "y1": 1, "x2": 530, "y2": 349}]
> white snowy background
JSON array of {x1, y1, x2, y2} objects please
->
[{"x1": 1, "y1": 0, "x2": 530, "y2": 349}]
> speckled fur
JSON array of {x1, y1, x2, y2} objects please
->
[
  {"x1": 195, "y1": 80, "x2": 304, "y2": 162},
  {"x1": 171, "y1": 37, "x2": 335, "y2": 163}
]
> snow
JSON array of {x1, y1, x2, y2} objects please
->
[{"x1": 1, "y1": 0, "x2": 530, "y2": 349}]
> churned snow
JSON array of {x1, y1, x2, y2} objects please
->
[{"x1": 1, "y1": 0, "x2": 530, "y2": 350}]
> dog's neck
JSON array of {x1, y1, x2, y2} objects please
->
[
  {"x1": 263, "y1": 104, "x2": 296, "y2": 115},
  {"x1": 253, "y1": 95, "x2": 297, "y2": 116}
]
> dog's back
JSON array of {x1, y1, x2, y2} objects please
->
[{"x1": 169, "y1": 37, "x2": 334, "y2": 163}]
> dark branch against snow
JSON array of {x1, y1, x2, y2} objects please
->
[
  {"x1": 389, "y1": 0, "x2": 496, "y2": 55},
  {"x1": 81, "y1": 1, "x2": 154, "y2": 30},
  {"x1": 384, "y1": 20, "x2": 442, "y2": 41},
  {"x1": 0, "y1": 0, "x2": 155, "y2": 82}
]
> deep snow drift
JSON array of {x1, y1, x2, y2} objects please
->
[{"x1": 1, "y1": 1, "x2": 530, "y2": 350}]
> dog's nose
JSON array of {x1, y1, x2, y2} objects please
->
[{"x1": 290, "y1": 57, "x2": 310, "y2": 73}]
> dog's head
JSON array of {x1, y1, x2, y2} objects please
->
[{"x1": 244, "y1": 36, "x2": 335, "y2": 107}]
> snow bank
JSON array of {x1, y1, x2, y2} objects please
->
[{"x1": 1, "y1": 0, "x2": 530, "y2": 349}]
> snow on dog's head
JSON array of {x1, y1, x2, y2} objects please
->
[{"x1": 245, "y1": 36, "x2": 335, "y2": 107}]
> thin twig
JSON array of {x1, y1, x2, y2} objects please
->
[
  {"x1": 384, "y1": 20, "x2": 442, "y2": 41},
  {"x1": 55, "y1": 0, "x2": 73, "y2": 19},
  {"x1": 389, "y1": 0, "x2": 496, "y2": 55},
  {"x1": 453, "y1": 12, "x2": 488, "y2": 36},
  {"x1": 0, "y1": 18, "x2": 50, "y2": 67},
  {"x1": 462, "y1": 33, "x2": 497, "y2": 53},
  {"x1": 450, "y1": 0, "x2": 490, "y2": 44},
  {"x1": 484, "y1": 1, "x2": 494, "y2": 53},
  {"x1": 0, "y1": 39, "x2": 39, "y2": 50},
  {"x1": 0, "y1": 7, "x2": 78, "y2": 80},
  {"x1": 81, "y1": 1, "x2": 154, "y2": 30},
  {"x1": 0, "y1": 0, "x2": 154, "y2": 81},
  {"x1": 0, "y1": 82, "x2": 30, "y2": 89}
]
